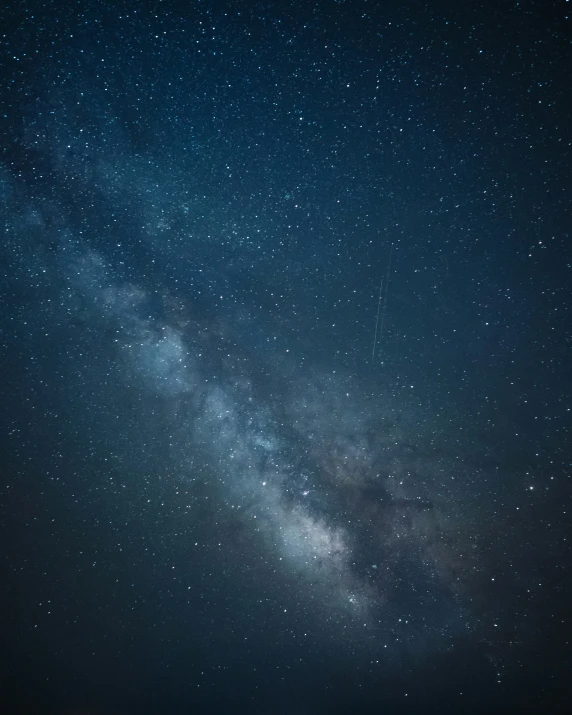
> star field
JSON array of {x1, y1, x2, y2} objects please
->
[{"x1": 1, "y1": 1, "x2": 570, "y2": 713}]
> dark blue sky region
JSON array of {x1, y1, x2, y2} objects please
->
[{"x1": 1, "y1": 1, "x2": 570, "y2": 713}]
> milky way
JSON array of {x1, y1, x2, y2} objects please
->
[
  {"x1": 13, "y1": 226, "x2": 487, "y2": 655},
  {"x1": 2, "y1": 2, "x2": 569, "y2": 713}
]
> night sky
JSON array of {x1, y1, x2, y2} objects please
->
[{"x1": 1, "y1": 1, "x2": 571, "y2": 713}]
